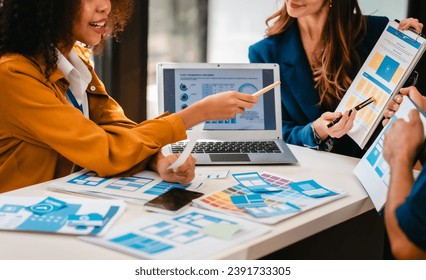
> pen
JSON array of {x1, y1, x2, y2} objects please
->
[
  {"x1": 327, "y1": 97, "x2": 376, "y2": 128},
  {"x1": 252, "y1": 81, "x2": 281, "y2": 97}
]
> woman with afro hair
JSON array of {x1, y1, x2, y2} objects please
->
[{"x1": 0, "y1": 0, "x2": 258, "y2": 192}]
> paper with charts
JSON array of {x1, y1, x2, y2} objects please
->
[
  {"x1": 192, "y1": 172, "x2": 346, "y2": 224},
  {"x1": 81, "y1": 207, "x2": 270, "y2": 260},
  {"x1": 334, "y1": 20, "x2": 426, "y2": 149},
  {"x1": 48, "y1": 169, "x2": 204, "y2": 204},
  {"x1": 353, "y1": 97, "x2": 426, "y2": 212},
  {"x1": 0, "y1": 196, "x2": 125, "y2": 236}
]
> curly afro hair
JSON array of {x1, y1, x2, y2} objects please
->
[{"x1": 0, "y1": 0, "x2": 134, "y2": 78}]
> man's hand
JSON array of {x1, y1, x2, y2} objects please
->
[{"x1": 383, "y1": 109, "x2": 424, "y2": 168}]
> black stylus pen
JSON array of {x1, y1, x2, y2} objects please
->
[{"x1": 327, "y1": 97, "x2": 376, "y2": 128}]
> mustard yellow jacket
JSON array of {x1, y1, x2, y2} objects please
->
[{"x1": 0, "y1": 45, "x2": 186, "y2": 192}]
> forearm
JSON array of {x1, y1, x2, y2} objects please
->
[
  {"x1": 175, "y1": 101, "x2": 207, "y2": 130},
  {"x1": 386, "y1": 159, "x2": 413, "y2": 214},
  {"x1": 385, "y1": 159, "x2": 424, "y2": 259},
  {"x1": 175, "y1": 91, "x2": 257, "y2": 130}
]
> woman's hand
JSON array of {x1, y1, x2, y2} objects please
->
[
  {"x1": 398, "y1": 17, "x2": 423, "y2": 34},
  {"x1": 313, "y1": 109, "x2": 357, "y2": 141},
  {"x1": 199, "y1": 91, "x2": 258, "y2": 121},
  {"x1": 382, "y1": 86, "x2": 426, "y2": 126},
  {"x1": 177, "y1": 91, "x2": 258, "y2": 129},
  {"x1": 151, "y1": 152, "x2": 196, "y2": 185}
]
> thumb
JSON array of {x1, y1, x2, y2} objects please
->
[{"x1": 399, "y1": 87, "x2": 410, "y2": 96}]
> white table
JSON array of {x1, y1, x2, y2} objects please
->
[{"x1": 0, "y1": 145, "x2": 376, "y2": 259}]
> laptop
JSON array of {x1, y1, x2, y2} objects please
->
[{"x1": 157, "y1": 62, "x2": 298, "y2": 165}]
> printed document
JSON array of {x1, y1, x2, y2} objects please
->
[
  {"x1": 353, "y1": 97, "x2": 426, "y2": 211},
  {"x1": 81, "y1": 207, "x2": 270, "y2": 259},
  {"x1": 49, "y1": 169, "x2": 204, "y2": 204},
  {"x1": 0, "y1": 196, "x2": 125, "y2": 236},
  {"x1": 193, "y1": 172, "x2": 346, "y2": 224},
  {"x1": 335, "y1": 20, "x2": 426, "y2": 148}
]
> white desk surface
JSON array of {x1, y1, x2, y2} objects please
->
[{"x1": 0, "y1": 145, "x2": 373, "y2": 260}]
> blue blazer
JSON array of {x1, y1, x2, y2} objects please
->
[{"x1": 249, "y1": 16, "x2": 389, "y2": 158}]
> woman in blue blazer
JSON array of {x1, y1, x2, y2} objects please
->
[{"x1": 249, "y1": 0, "x2": 422, "y2": 158}]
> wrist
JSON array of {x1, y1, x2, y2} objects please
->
[
  {"x1": 312, "y1": 121, "x2": 329, "y2": 144},
  {"x1": 387, "y1": 155, "x2": 414, "y2": 170},
  {"x1": 176, "y1": 101, "x2": 206, "y2": 129},
  {"x1": 148, "y1": 152, "x2": 164, "y2": 172}
]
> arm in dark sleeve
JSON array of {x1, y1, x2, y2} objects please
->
[{"x1": 395, "y1": 168, "x2": 426, "y2": 251}]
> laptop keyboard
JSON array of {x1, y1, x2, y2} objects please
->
[{"x1": 171, "y1": 141, "x2": 282, "y2": 154}]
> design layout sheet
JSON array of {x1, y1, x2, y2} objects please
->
[
  {"x1": 335, "y1": 20, "x2": 425, "y2": 148},
  {"x1": 81, "y1": 207, "x2": 270, "y2": 260},
  {"x1": 49, "y1": 170, "x2": 203, "y2": 204},
  {"x1": 354, "y1": 97, "x2": 426, "y2": 211},
  {"x1": 0, "y1": 196, "x2": 125, "y2": 236}
]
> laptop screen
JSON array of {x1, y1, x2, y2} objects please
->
[{"x1": 157, "y1": 63, "x2": 282, "y2": 140}]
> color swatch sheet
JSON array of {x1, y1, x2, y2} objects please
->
[
  {"x1": 335, "y1": 20, "x2": 425, "y2": 148},
  {"x1": 0, "y1": 196, "x2": 125, "y2": 236},
  {"x1": 49, "y1": 170, "x2": 203, "y2": 204},
  {"x1": 353, "y1": 97, "x2": 426, "y2": 211},
  {"x1": 81, "y1": 207, "x2": 270, "y2": 259},
  {"x1": 193, "y1": 172, "x2": 346, "y2": 224}
]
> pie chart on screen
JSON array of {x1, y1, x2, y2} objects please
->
[{"x1": 238, "y1": 83, "x2": 258, "y2": 94}]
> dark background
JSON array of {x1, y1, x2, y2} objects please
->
[{"x1": 408, "y1": 0, "x2": 426, "y2": 94}]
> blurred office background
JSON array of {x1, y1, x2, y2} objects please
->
[{"x1": 94, "y1": 0, "x2": 424, "y2": 122}]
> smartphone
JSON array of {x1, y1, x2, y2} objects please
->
[{"x1": 144, "y1": 188, "x2": 204, "y2": 215}]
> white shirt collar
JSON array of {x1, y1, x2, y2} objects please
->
[
  {"x1": 57, "y1": 48, "x2": 91, "y2": 118},
  {"x1": 57, "y1": 49, "x2": 92, "y2": 105}
]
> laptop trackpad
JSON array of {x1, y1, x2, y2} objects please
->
[{"x1": 210, "y1": 154, "x2": 250, "y2": 162}]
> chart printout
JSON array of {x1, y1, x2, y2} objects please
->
[{"x1": 335, "y1": 20, "x2": 425, "y2": 148}]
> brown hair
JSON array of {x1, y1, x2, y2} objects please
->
[
  {"x1": 265, "y1": 0, "x2": 366, "y2": 109},
  {"x1": 0, "y1": 0, "x2": 134, "y2": 78}
]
